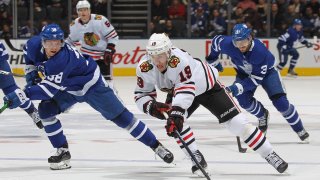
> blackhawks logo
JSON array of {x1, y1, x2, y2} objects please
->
[
  {"x1": 168, "y1": 56, "x2": 180, "y2": 68},
  {"x1": 139, "y1": 61, "x2": 153, "y2": 72},
  {"x1": 84, "y1": 32, "x2": 100, "y2": 46},
  {"x1": 95, "y1": 15, "x2": 102, "y2": 20}
]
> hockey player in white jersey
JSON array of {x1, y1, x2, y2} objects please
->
[
  {"x1": 135, "y1": 33, "x2": 289, "y2": 175},
  {"x1": 66, "y1": 0, "x2": 117, "y2": 86}
]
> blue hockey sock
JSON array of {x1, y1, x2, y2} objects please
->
[
  {"x1": 272, "y1": 96, "x2": 304, "y2": 132},
  {"x1": 111, "y1": 109, "x2": 158, "y2": 148},
  {"x1": 244, "y1": 99, "x2": 265, "y2": 118},
  {"x1": 43, "y1": 117, "x2": 67, "y2": 148}
]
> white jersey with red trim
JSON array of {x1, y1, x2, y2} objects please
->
[
  {"x1": 135, "y1": 47, "x2": 219, "y2": 112},
  {"x1": 66, "y1": 14, "x2": 119, "y2": 60}
]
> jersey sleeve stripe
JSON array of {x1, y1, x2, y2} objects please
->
[
  {"x1": 38, "y1": 84, "x2": 54, "y2": 98},
  {"x1": 67, "y1": 66, "x2": 100, "y2": 96},
  {"x1": 175, "y1": 91, "x2": 195, "y2": 97},
  {"x1": 203, "y1": 62, "x2": 215, "y2": 89},
  {"x1": 41, "y1": 80, "x2": 64, "y2": 90},
  {"x1": 174, "y1": 86, "x2": 195, "y2": 92},
  {"x1": 250, "y1": 77, "x2": 259, "y2": 86},
  {"x1": 251, "y1": 74, "x2": 263, "y2": 81},
  {"x1": 105, "y1": 30, "x2": 117, "y2": 39}
]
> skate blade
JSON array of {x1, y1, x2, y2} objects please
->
[
  {"x1": 286, "y1": 74, "x2": 298, "y2": 78},
  {"x1": 299, "y1": 137, "x2": 310, "y2": 144},
  {"x1": 193, "y1": 167, "x2": 211, "y2": 178},
  {"x1": 50, "y1": 160, "x2": 71, "y2": 170}
]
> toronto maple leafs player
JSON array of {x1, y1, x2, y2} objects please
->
[
  {"x1": 276, "y1": 19, "x2": 313, "y2": 77},
  {"x1": 3, "y1": 24, "x2": 173, "y2": 170},
  {"x1": 0, "y1": 42, "x2": 43, "y2": 129},
  {"x1": 135, "y1": 33, "x2": 288, "y2": 175},
  {"x1": 66, "y1": 0, "x2": 118, "y2": 86},
  {"x1": 206, "y1": 23, "x2": 309, "y2": 143}
]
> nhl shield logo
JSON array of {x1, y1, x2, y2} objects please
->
[
  {"x1": 168, "y1": 56, "x2": 180, "y2": 68},
  {"x1": 140, "y1": 61, "x2": 153, "y2": 72}
]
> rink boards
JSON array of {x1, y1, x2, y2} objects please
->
[{"x1": 2, "y1": 39, "x2": 320, "y2": 76}]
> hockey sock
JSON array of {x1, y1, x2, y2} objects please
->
[
  {"x1": 174, "y1": 125, "x2": 198, "y2": 155},
  {"x1": 111, "y1": 109, "x2": 158, "y2": 148},
  {"x1": 128, "y1": 118, "x2": 158, "y2": 148},
  {"x1": 244, "y1": 99, "x2": 265, "y2": 118},
  {"x1": 242, "y1": 125, "x2": 273, "y2": 158},
  {"x1": 272, "y1": 96, "x2": 304, "y2": 132},
  {"x1": 42, "y1": 117, "x2": 67, "y2": 148}
]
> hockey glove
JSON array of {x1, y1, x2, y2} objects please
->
[
  {"x1": 143, "y1": 100, "x2": 170, "y2": 120},
  {"x1": 165, "y1": 106, "x2": 185, "y2": 137},
  {"x1": 213, "y1": 62, "x2": 224, "y2": 72},
  {"x1": 306, "y1": 42, "x2": 313, "y2": 48},
  {"x1": 104, "y1": 43, "x2": 116, "y2": 66},
  {"x1": 226, "y1": 83, "x2": 244, "y2": 96},
  {"x1": 205, "y1": 56, "x2": 223, "y2": 72},
  {"x1": 3, "y1": 89, "x2": 29, "y2": 109},
  {"x1": 25, "y1": 71, "x2": 42, "y2": 88}
]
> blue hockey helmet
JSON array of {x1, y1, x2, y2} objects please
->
[
  {"x1": 232, "y1": 23, "x2": 252, "y2": 48},
  {"x1": 40, "y1": 23, "x2": 64, "y2": 41},
  {"x1": 293, "y1": 19, "x2": 302, "y2": 26}
]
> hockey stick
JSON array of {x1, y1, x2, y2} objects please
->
[
  {"x1": 163, "y1": 112, "x2": 210, "y2": 179},
  {"x1": 3, "y1": 37, "x2": 23, "y2": 52},
  {"x1": 0, "y1": 70, "x2": 25, "y2": 77},
  {"x1": 236, "y1": 136, "x2": 247, "y2": 153},
  {"x1": 175, "y1": 129, "x2": 211, "y2": 180},
  {"x1": 0, "y1": 103, "x2": 8, "y2": 114}
]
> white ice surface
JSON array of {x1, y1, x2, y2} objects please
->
[{"x1": 0, "y1": 76, "x2": 319, "y2": 180}]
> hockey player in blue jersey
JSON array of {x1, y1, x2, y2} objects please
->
[
  {"x1": 0, "y1": 42, "x2": 43, "y2": 129},
  {"x1": 276, "y1": 19, "x2": 313, "y2": 76},
  {"x1": 206, "y1": 23, "x2": 309, "y2": 143},
  {"x1": 3, "y1": 24, "x2": 173, "y2": 170}
]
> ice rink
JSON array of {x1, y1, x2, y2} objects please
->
[{"x1": 0, "y1": 76, "x2": 319, "y2": 180}]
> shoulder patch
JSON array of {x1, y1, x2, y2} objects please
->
[
  {"x1": 168, "y1": 55, "x2": 180, "y2": 68},
  {"x1": 139, "y1": 61, "x2": 153, "y2": 72},
  {"x1": 95, "y1": 15, "x2": 102, "y2": 20},
  {"x1": 70, "y1": 21, "x2": 75, "y2": 26}
]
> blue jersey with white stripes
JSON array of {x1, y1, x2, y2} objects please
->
[
  {"x1": 0, "y1": 42, "x2": 9, "y2": 63},
  {"x1": 23, "y1": 36, "x2": 103, "y2": 100},
  {"x1": 207, "y1": 35, "x2": 276, "y2": 92},
  {"x1": 278, "y1": 27, "x2": 307, "y2": 49}
]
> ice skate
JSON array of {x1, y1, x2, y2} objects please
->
[
  {"x1": 152, "y1": 142, "x2": 174, "y2": 164},
  {"x1": 48, "y1": 143, "x2": 71, "y2": 170},
  {"x1": 297, "y1": 128, "x2": 310, "y2": 143},
  {"x1": 287, "y1": 69, "x2": 298, "y2": 77},
  {"x1": 265, "y1": 151, "x2": 288, "y2": 173},
  {"x1": 28, "y1": 109, "x2": 43, "y2": 129},
  {"x1": 191, "y1": 150, "x2": 209, "y2": 177},
  {"x1": 258, "y1": 109, "x2": 269, "y2": 134}
]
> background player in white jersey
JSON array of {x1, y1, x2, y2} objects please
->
[
  {"x1": 0, "y1": 42, "x2": 43, "y2": 129},
  {"x1": 134, "y1": 33, "x2": 289, "y2": 175},
  {"x1": 66, "y1": 0, "x2": 117, "y2": 86},
  {"x1": 3, "y1": 24, "x2": 173, "y2": 170}
]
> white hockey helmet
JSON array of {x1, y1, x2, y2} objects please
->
[
  {"x1": 76, "y1": 0, "x2": 91, "y2": 11},
  {"x1": 146, "y1": 33, "x2": 172, "y2": 56}
]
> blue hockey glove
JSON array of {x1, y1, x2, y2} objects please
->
[
  {"x1": 25, "y1": 71, "x2": 42, "y2": 88},
  {"x1": 3, "y1": 89, "x2": 29, "y2": 109},
  {"x1": 214, "y1": 62, "x2": 224, "y2": 72},
  {"x1": 306, "y1": 42, "x2": 313, "y2": 48},
  {"x1": 205, "y1": 56, "x2": 224, "y2": 72},
  {"x1": 226, "y1": 83, "x2": 244, "y2": 96}
]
